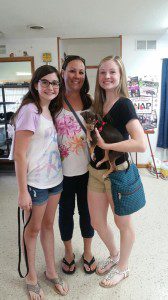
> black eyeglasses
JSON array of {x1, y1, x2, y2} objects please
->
[{"x1": 39, "y1": 79, "x2": 61, "y2": 88}]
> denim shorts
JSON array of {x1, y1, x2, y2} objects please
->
[{"x1": 28, "y1": 181, "x2": 63, "y2": 206}]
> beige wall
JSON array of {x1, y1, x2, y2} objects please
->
[{"x1": 1, "y1": 34, "x2": 168, "y2": 163}]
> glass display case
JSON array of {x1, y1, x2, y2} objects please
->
[{"x1": 0, "y1": 83, "x2": 29, "y2": 158}]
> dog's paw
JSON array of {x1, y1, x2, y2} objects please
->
[
  {"x1": 91, "y1": 153, "x2": 96, "y2": 161},
  {"x1": 96, "y1": 161, "x2": 102, "y2": 167},
  {"x1": 102, "y1": 174, "x2": 108, "y2": 179}
]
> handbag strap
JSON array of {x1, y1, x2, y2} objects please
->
[
  {"x1": 18, "y1": 207, "x2": 32, "y2": 278},
  {"x1": 129, "y1": 153, "x2": 134, "y2": 164},
  {"x1": 64, "y1": 96, "x2": 87, "y2": 134}
]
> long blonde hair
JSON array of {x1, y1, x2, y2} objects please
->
[{"x1": 93, "y1": 55, "x2": 129, "y2": 116}]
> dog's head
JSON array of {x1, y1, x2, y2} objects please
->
[{"x1": 80, "y1": 111, "x2": 102, "y2": 131}]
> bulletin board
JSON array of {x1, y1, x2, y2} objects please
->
[{"x1": 128, "y1": 76, "x2": 159, "y2": 130}]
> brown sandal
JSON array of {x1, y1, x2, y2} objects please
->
[
  {"x1": 27, "y1": 282, "x2": 44, "y2": 298},
  {"x1": 44, "y1": 271, "x2": 68, "y2": 296}
]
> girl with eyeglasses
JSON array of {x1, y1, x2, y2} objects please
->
[
  {"x1": 54, "y1": 55, "x2": 97, "y2": 275},
  {"x1": 13, "y1": 65, "x2": 69, "y2": 298}
]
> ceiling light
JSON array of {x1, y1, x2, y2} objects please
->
[{"x1": 27, "y1": 25, "x2": 45, "y2": 30}]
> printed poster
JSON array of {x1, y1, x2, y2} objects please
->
[{"x1": 128, "y1": 76, "x2": 159, "y2": 130}]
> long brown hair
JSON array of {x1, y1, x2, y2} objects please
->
[
  {"x1": 12, "y1": 65, "x2": 62, "y2": 123},
  {"x1": 93, "y1": 55, "x2": 129, "y2": 116}
]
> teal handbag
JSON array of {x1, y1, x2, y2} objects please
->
[{"x1": 109, "y1": 163, "x2": 146, "y2": 216}]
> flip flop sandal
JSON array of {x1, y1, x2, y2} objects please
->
[
  {"x1": 82, "y1": 254, "x2": 96, "y2": 274},
  {"x1": 62, "y1": 254, "x2": 76, "y2": 275},
  {"x1": 27, "y1": 282, "x2": 42, "y2": 298},
  {"x1": 44, "y1": 271, "x2": 68, "y2": 296},
  {"x1": 96, "y1": 253, "x2": 120, "y2": 276},
  {"x1": 99, "y1": 267, "x2": 129, "y2": 288}
]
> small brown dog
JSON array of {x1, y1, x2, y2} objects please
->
[{"x1": 81, "y1": 111, "x2": 129, "y2": 177}]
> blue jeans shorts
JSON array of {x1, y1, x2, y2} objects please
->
[{"x1": 28, "y1": 181, "x2": 63, "y2": 206}]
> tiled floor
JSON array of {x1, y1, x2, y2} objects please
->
[{"x1": 0, "y1": 170, "x2": 167, "y2": 300}]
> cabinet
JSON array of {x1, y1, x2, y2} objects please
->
[{"x1": 0, "y1": 83, "x2": 29, "y2": 159}]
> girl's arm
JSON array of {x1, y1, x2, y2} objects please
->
[
  {"x1": 14, "y1": 130, "x2": 33, "y2": 211},
  {"x1": 96, "y1": 119, "x2": 147, "y2": 153}
]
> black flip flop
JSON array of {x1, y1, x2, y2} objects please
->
[
  {"x1": 82, "y1": 254, "x2": 96, "y2": 274},
  {"x1": 62, "y1": 254, "x2": 76, "y2": 275}
]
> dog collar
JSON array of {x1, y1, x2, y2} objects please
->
[{"x1": 95, "y1": 120, "x2": 107, "y2": 132}]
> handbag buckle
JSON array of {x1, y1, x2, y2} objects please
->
[{"x1": 118, "y1": 192, "x2": 122, "y2": 200}]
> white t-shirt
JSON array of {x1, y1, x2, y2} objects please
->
[
  {"x1": 15, "y1": 103, "x2": 63, "y2": 189},
  {"x1": 55, "y1": 108, "x2": 90, "y2": 176}
]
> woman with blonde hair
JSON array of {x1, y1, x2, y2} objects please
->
[{"x1": 87, "y1": 55, "x2": 146, "y2": 287}]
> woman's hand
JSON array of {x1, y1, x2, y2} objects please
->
[
  {"x1": 18, "y1": 191, "x2": 32, "y2": 211},
  {"x1": 95, "y1": 128, "x2": 108, "y2": 150}
]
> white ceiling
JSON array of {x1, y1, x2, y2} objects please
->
[{"x1": 0, "y1": 0, "x2": 168, "y2": 39}]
